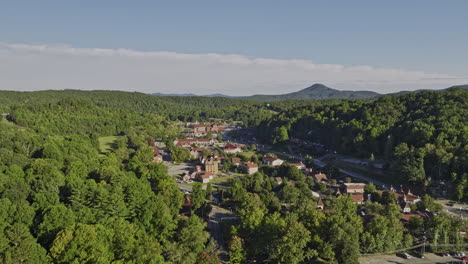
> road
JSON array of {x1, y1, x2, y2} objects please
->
[
  {"x1": 224, "y1": 129, "x2": 389, "y2": 189},
  {"x1": 438, "y1": 199, "x2": 468, "y2": 219},
  {"x1": 360, "y1": 253, "x2": 464, "y2": 264},
  {"x1": 208, "y1": 206, "x2": 237, "y2": 263}
]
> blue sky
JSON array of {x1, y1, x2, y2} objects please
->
[{"x1": 0, "y1": 1, "x2": 467, "y2": 94}]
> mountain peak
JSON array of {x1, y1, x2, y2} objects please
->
[{"x1": 302, "y1": 83, "x2": 330, "y2": 91}]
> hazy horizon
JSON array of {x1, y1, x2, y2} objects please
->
[{"x1": 1, "y1": 1, "x2": 467, "y2": 96}]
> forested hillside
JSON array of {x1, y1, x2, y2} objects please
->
[
  {"x1": 0, "y1": 97, "x2": 218, "y2": 263},
  {"x1": 256, "y1": 88, "x2": 468, "y2": 200},
  {"x1": 0, "y1": 90, "x2": 275, "y2": 127}
]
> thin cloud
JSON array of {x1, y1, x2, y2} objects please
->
[{"x1": 0, "y1": 42, "x2": 466, "y2": 95}]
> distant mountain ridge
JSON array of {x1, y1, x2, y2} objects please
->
[
  {"x1": 241, "y1": 84, "x2": 380, "y2": 101},
  {"x1": 151, "y1": 83, "x2": 467, "y2": 101}
]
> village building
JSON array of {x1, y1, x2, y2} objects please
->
[
  {"x1": 231, "y1": 157, "x2": 241, "y2": 167},
  {"x1": 224, "y1": 146, "x2": 243, "y2": 153},
  {"x1": 152, "y1": 147, "x2": 163, "y2": 162},
  {"x1": 243, "y1": 161, "x2": 258, "y2": 174},
  {"x1": 198, "y1": 171, "x2": 214, "y2": 183},
  {"x1": 401, "y1": 202, "x2": 411, "y2": 213},
  {"x1": 193, "y1": 123, "x2": 219, "y2": 134},
  {"x1": 317, "y1": 198, "x2": 324, "y2": 210},
  {"x1": 344, "y1": 183, "x2": 366, "y2": 193},
  {"x1": 313, "y1": 173, "x2": 328, "y2": 183},
  {"x1": 275, "y1": 177, "x2": 283, "y2": 185},
  {"x1": 262, "y1": 155, "x2": 284, "y2": 166},
  {"x1": 204, "y1": 158, "x2": 219, "y2": 174},
  {"x1": 303, "y1": 167, "x2": 314, "y2": 176},
  {"x1": 291, "y1": 162, "x2": 306, "y2": 170},
  {"x1": 173, "y1": 138, "x2": 217, "y2": 147},
  {"x1": 351, "y1": 194, "x2": 365, "y2": 204}
]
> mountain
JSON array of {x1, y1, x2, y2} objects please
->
[
  {"x1": 241, "y1": 84, "x2": 381, "y2": 101},
  {"x1": 150, "y1": 83, "x2": 467, "y2": 101}
]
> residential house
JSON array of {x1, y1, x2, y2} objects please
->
[
  {"x1": 313, "y1": 173, "x2": 328, "y2": 183},
  {"x1": 275, "y1": 177, "x2": 283, "y2": 185},
  {"x1": 152, "y1": 147, "x2": 163, "y2": 162},
  {"x1": 291, "y1": 162, "x2": 306, "y2": 170},
  {"x1": 303, "y1": 168, "x2": 314, "y2": 176},
  {"x1": 174, "y1": 138, "x2": 217, "y2": 147},
  {"x1": 317, "y1": 198, "x2": 324, "y2": 210},
  {"x1": 231, "y1": 157, "x2": 241, "y2": 167},
  {"x1": 344, "y1": 183, "x2": 366, "y2": 193},
  {"x1": 198, "y1": 171, "x2": 214, "y2": 183},
  {"x1": 401, "y1": 202, "x2": 411, "y2": 213},
  {"x1": 262, "y1": 155, "x2": 284, "y2": 166},
  {"x1": 224, "y1": 147, "x2": 243, "y2": 153},
  {"x1": 351, "y1": 194, "x2": 365, "y2": 204},
  {"x1": 243, "y1": 162, "x2": 258, "y2": 174}
]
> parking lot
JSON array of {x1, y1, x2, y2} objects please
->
[{"x1": 166, "y1": 162, "x2": 193, "y2": 176}]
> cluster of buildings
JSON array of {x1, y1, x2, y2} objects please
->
[
  {"x1": 313, "y1": 175, "x2": 422, "y2": 215},
  {"x1": 183, "y1": 121, "x2": 225, "y2": 138}
]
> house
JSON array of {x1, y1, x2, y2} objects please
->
[
  {"x1": 313, "y1": 173, "x2": 328, "y2": 182},
  {"x1": 224, "y1": 147, "x2": 242, "y2": 153},
  {"x1": 317, "y1": 198, "x2": 324, "y2": 210},
  {"x1": 198, "y1": 171, "x2": 214, "y2": 183},
  {"x1": 275, "y1": 177, "x2": 283, "y2": 185},
  {"x1": 291, "y1": 162, "x2": 306, "y2": 170},
  {"x1": 173, "y1": 138, "x2": 217, "y2": 147},
  {"x1": 243, "y1": 162, "x2": 258, "y2": 174},
  {"x1": 205, "y1": 158, "x2": 219, "y2": 174},
  {"x1": 188, "y1": 147, "x2": 206, "y2": 158},
  {"x1": 262, "y1": 155, "x2": 284, "y2": 166},
  {"x1": 401, "y1": 202, "x2": 411, "y2": 213},
  {"x1": 351, "y1": 194, "x2": 365, "y2": 204},
  {"x1": 231, "y1": 157, "x2": 241, "y2": 167},
  {"x1": 193, "y1": 123, "x2": 219, "y2": 134},
  {"x1": 390, "y1": 187, "x2": 421, "y2": 204},
  {"x1": 303, "y1": 168, "x2": 314, "y2": 176},
  {"x1": 344, "y1": 183, "x2": 366, "y2": 193},
  {"x1": 224, "y1": 143, "x2": 244, "y2": 153},
  {"x1": 152, "y1": 147, "x2": 163, "y2": 162}
]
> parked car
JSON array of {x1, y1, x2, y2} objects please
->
[
  {"x1": 463, "y1": 256, "x2": 468, "y2": 261},
  {"x1": 398, "y1": 252, "x2": 411, "y2": 259},
  {"x1": 458, "y1": 251, "x2": 466, "y2": 257}
]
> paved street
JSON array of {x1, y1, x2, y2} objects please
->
[
  {"x1": 360, "y1": 253, "x2": 464, "y2": 264},
  {"x1": 208, "y1": 206, "x2": 237, "y2": 263}
]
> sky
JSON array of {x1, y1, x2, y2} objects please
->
[{"x1": 0, "y1": 1, "x2": 467, "y2": 95}]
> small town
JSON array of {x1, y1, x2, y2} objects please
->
[
  {"x1": 146, "y1": 119, "x2": 468, "y2": 263},
  {"x1": 1, "y1": 2, "x2": 467, "y2": 263}
]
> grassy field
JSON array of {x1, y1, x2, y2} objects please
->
[
  {"x1": 98, "y1": 136, "x2": 121, "y2": 153},
  {"x1": 211, "y1": 173, "x2": 246, "y2": 184},
  {"x1": 238, "y1": 151, "x2": 256, "y2": 160}
]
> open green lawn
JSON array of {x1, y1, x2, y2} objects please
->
[
  {"x1": 238, "y1": 151, "x2": 255, "y2": 160},
  {"x1": 98, "y1": 136, "x2": 122, "y2": 153},
  {"x1": 211, "y1": 173, "x2": 246, "y2": 184}
]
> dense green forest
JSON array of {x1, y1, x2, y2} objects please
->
[
  {"x1": 0, "y1": 97, "x2": 218, "y2": 263},
  {"x1": 0, "y1": 90, "x2": 276, "y2": 128},
  {"x1": 256, "y1": 88, "x2": 468, "y2": 201}
]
